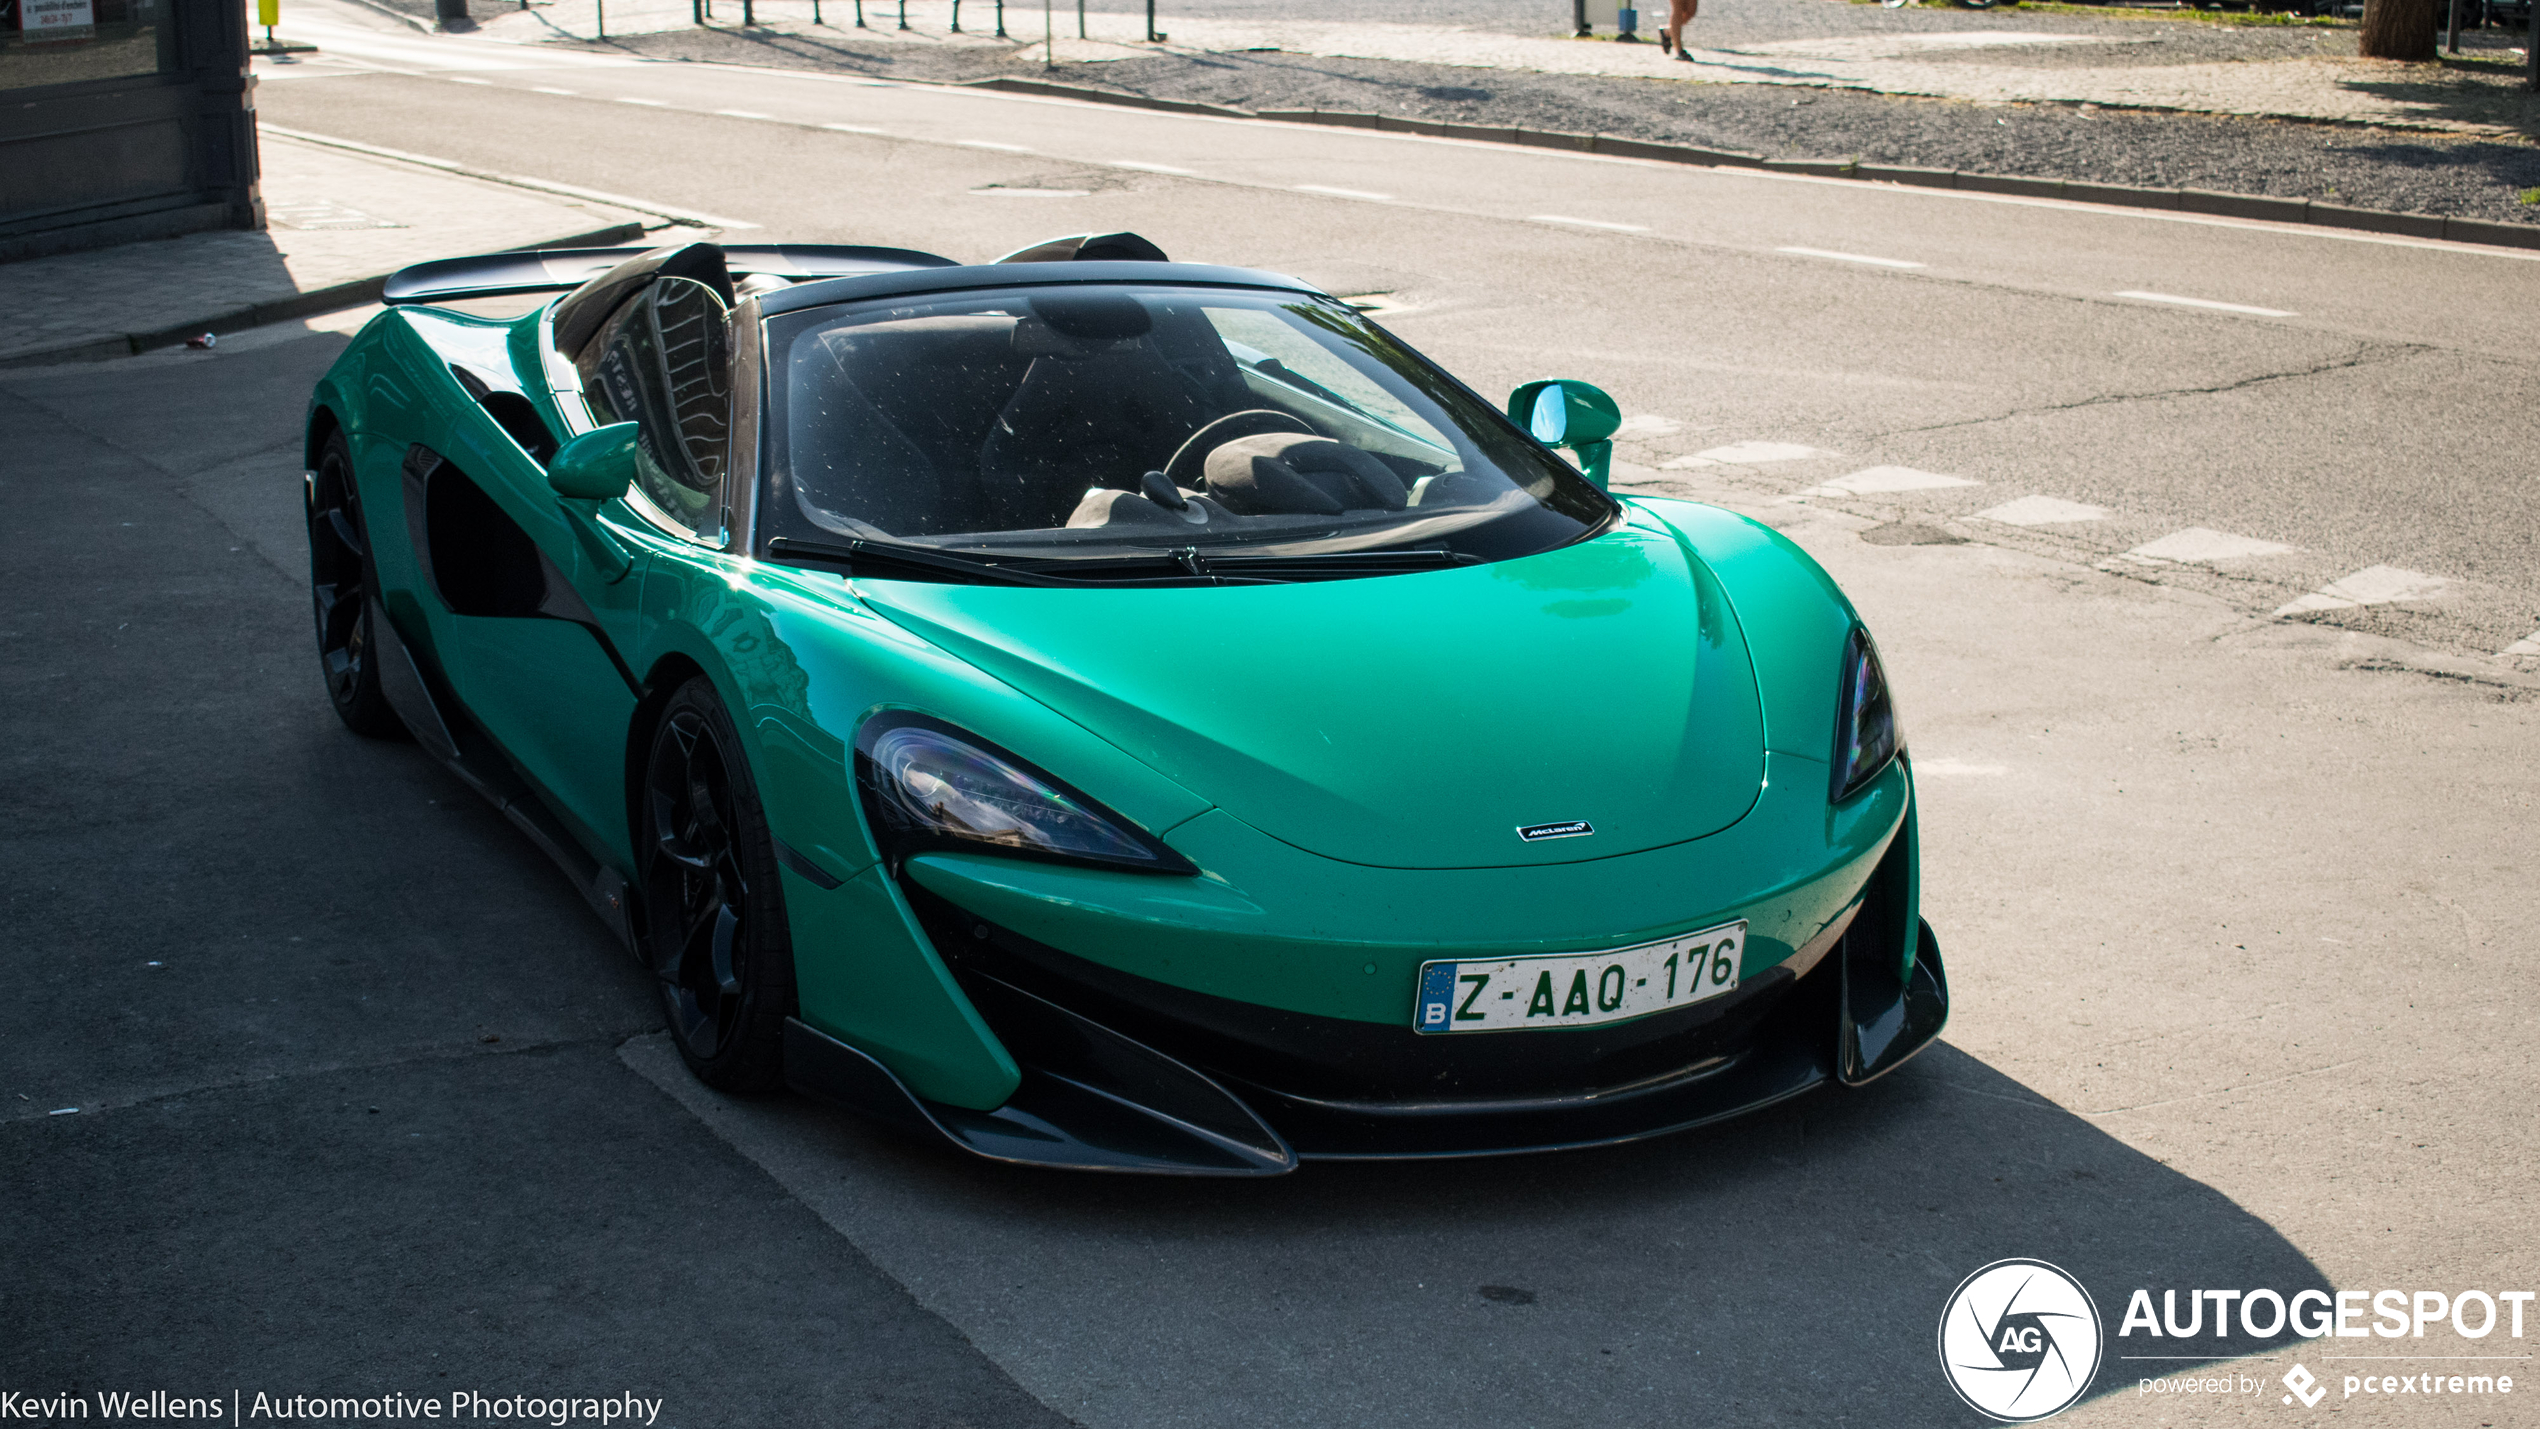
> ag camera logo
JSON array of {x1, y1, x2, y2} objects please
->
[{"x1": 1939, "y1": 1259, "x2": 2104, "y2": 1422}]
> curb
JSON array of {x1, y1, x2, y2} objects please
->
[
  {"x1": 0, "y1": 219, "x2": 645, "y2": 370},
  {"x1": 959, "y1": 75, "x2": 1253, "y2": 119},
  {"x1": 960, "y1": 76, "x2": 2540, "y2": 254}
]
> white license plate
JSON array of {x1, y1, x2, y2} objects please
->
[{"x1": 1411, "y1": 922, "x2": 1746, "y2": 1034}]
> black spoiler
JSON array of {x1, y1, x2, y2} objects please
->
[{"x1": 382, "y1": 243, "x2": 960, "y2": 304}]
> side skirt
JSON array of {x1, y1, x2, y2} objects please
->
[{"x1": 371, "y1": 610, "x2": 636, "y2": 954}]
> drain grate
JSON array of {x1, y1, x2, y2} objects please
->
[{"x1": 267, "y1": 199, "x2": 406, "y2": 231}]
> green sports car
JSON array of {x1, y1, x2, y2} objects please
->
[{"x1": 304, "y1": 232, "x2": 1945, "y2": 1175}]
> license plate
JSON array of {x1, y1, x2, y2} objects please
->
[{"x1": 1411, "y1": 922, "x2": 1746, "y2": 1034}]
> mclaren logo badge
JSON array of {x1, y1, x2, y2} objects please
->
[{"x1": 1516, "y1": 820, "x2": 1594, "y2": 842}]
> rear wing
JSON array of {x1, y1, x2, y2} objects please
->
[{"x1": 382, "y1": 243, "x2": 959, "y2": 305}]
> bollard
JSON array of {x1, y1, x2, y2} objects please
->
[
  {"x1": 1076, "y1": 0, "x2": 1084, "y2": 37},
  {"x1": 898, "y1": 0, "x2": 909, "y2": 28},
  {"x1": 995, "y1": 0, "x2": 1005, "y2": 35},
  {"x1": 1572, "y1": 0, "x2": 1590, "y2": 36},
  {"x1": 743, "y1": 0, "x2": 753, "y2": 23},
  {"x1": 1144, "y1": 0, "x2": 1160, "y2": 39},
  {"x1": 951, "y1": 0, "x2": 960, "y2": 29}
]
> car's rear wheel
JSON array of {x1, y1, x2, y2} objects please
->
[
  {"x1": 306, "y1": 428, "x2": 403, "y2": 738},
  {"x1": 642, "y1": 677, "x2": 794, "y2": 1091}
]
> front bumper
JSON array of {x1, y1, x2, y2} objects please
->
[{"x1": 784, "y1": 800, "x2": 1949, "y2": 1173}]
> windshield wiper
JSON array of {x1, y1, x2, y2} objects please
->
[
  {"x1": 769, "y1": 537, "x2": 1479, "y2": 588},
  {"x1": 763, "y1": 536, "x2": 1078, "y2": 587},
  {"x1": 989, "y1": 545, "x2": 1480, "y2": 585}
]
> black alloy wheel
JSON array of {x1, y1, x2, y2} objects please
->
[
  {"x1": 642, "y1": 677, "x2": 794, "y2": 1090},
  {"x1": 306, "y1": 429, "x2": 403, "y2": 737}
]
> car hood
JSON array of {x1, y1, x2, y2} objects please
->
[{"x1": 854, "y1": 524, "x2": 1765, "y2": 869}]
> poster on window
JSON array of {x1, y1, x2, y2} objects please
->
[{"x1": 22, "y1": 0, "x2": 96, "y2": 42}]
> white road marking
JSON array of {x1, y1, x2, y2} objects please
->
[
  {"x1": 531, "y1": 86, "x2": 576, "y2": 95},
  {"x1": 2116, "y1": 290, "x2": 2296, "y2": 318},
  {"x1": 959, "y1": 139, "x2": 1034, "y2": 152},
  {"x1": 1914, "y1": 758, "x2": 2008, "y2": 776},
  {"x1": 1532, "y1": 214, "x2": 1650, "y2": 232},
  {"x1": 618, "y1": 96, "x2": 667, "y2": 106},
  {"x1": 1975, "y1": 495, "x2": 2110, "y2": 526},
  {"x1": 1613, "y1": 414, "x2": 1682, "y2": 437},
  {"x1": 446, "y1": 75, "x2": 489, "y2": 85},
  {"x1": 1112, "y1": 159, "x2": 1196, "y2": 174},
  {"x1": 1296, "y1": 184, "x2": 1392, "y2": 201},
  {"x1": 2275, "y1": 565, "x2": 2451, "y2": 616},
  {"x1": 822, "y1": 122, "x2": 888, "y2": 134},
  {"x1": 2124, "y1": 527, "x2": 2296, "y2": 563},
  {"x1": 716, "y1": 109, "x2": 774, "y2": 119},
  {"x1": 1683, "y1": 440, "x2": 1823, "y2": 466},
  {"x1": 2502, "y1": 632, "x2": 2540, "y2": 657},
  {"x1": 258, "y1": 124, "x2": 760, "y2": 230},
  {"x1": 971, "y1": 187, "x2": 1091, "y2": 198},
  {"x1": 1778, "y1": 246, "x2": 1925, "y2": 269},
  {"x1": 1806, "y1": 465, "x2": 1979, "y2": 496}
]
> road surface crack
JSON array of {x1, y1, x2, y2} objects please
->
[{"x1": 1869, "y1": 341, "x2": 2421, "y2": 441}]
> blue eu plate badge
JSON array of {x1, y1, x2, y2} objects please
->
[{"x1": 1416, "y1": 962, "x2": 1460, "y2": 1032}]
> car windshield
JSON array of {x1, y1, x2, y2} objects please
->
[{"x1": 757, "y1": 284, "x2": 1614, "y2": 572}]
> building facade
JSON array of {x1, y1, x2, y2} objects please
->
[{"x1": 0, "y1": 0, "x2": 259, "y2": 261}]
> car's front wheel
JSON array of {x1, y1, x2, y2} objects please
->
[
  {"x1": 641, "y1": 677, "x2": 794, "y2": 1091},
  {"x1": 306, "y1": 428, "x2": 402, "y2": 738}
]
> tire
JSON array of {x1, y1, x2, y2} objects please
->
[
  {"x1": 640, "y1": 676, "x2": 795, "y2": 1091},
  {"x1": 306, "y1": 428, "x2": 404, "y2": 738}
]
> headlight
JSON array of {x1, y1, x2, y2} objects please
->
[
  {"x1": 1830, "y1": 626, "x2": 1901, "y2": 802},
  {"x1": 855, "y1": 714, "x2": 1195, "y2": 874}
]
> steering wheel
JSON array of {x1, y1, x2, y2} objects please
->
[{"x1": 1162, "y1": 410, "x2": 1316, "y2": 492}]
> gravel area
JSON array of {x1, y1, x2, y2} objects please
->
[
  {"x1": 599, "y1": 13, "x2": 2540, "y2": 225},
  {"x1": 1058, "y1": 0, "x2": 2341, "y2": 50}
]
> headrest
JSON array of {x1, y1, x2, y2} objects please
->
[{"x1": 994, "y1": 231, "x2": 1171, "y2": 264}]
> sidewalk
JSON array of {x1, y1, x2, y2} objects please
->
[
  {"x1": 0, "y1": 129, "x2": 654, "y2": 366},
  {"x1": 483, "y1": 0, "x2": 2538, "y2": 133}
]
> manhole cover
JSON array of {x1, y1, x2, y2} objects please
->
[{"x1": 267, "y1": 199, "x2": 405, "y2": 230}]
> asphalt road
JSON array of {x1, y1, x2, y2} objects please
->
[{"x1": 5, "y1": 17, "x2": 2537, "y2": 1428}]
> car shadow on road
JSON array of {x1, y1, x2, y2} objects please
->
[{"x1": 643, "y1": 1035, "x2": 2323, "y2": 1427}]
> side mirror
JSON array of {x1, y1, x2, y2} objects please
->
[
  {"x1": 1507, "y1": 379, "x2": 1622, "y2": 490},
  {"x1": 547, "y1": 421, "x2": 640, "y2": 501}
]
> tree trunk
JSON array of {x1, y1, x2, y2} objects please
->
[{"x1": 2360, "y1": 0, "x2": 2438, "y2": 59}]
